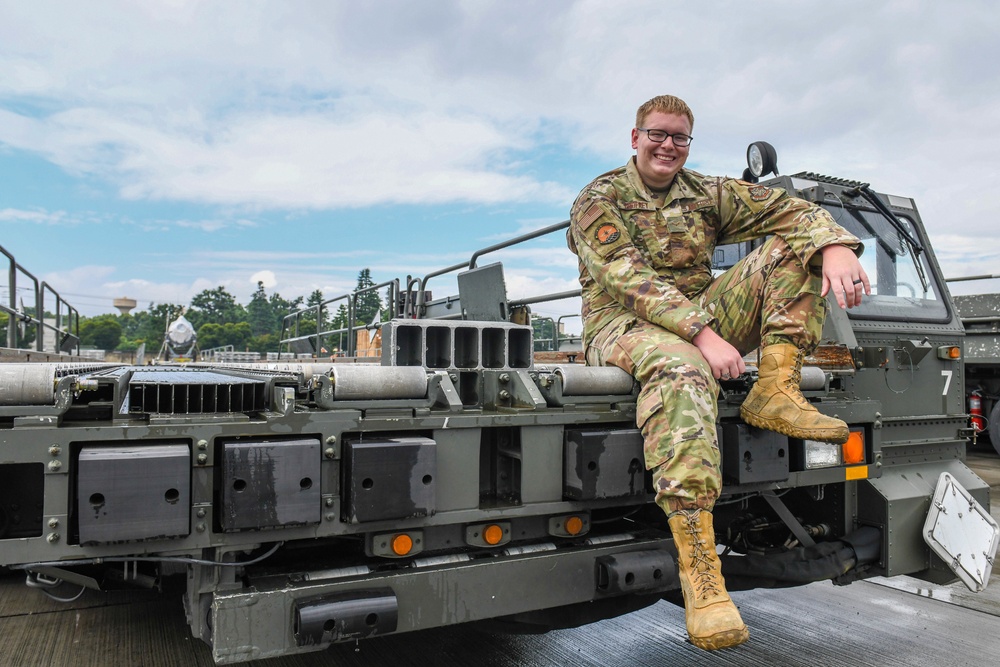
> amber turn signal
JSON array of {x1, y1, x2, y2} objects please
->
[
  {"x1": 937, "y1": 345, "x2": 961, "y2": 360},
  {"x1": 483, "y1": 524, "x2": 505, "y2": 545},
  {"x1": 564, "y1": 516, "x2": 584, "y2": 536},
  {"x1": 842, "y1": 431, "x2": 865, "y2": 465},
  {"x1": 391, "y1": 533, "x2": 414, "y2": 556}
]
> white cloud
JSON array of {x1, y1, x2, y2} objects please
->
[
  {"x1": 100, "y1": 278, "x2": 190, "y2": 304},
  {"x1": 0, "y1": 106, "x2": 574, "y2": 209},
  {"x1": 250, "y1": 270, "x2": 277, "y2": 289},
  {"x1": 2, "y1": 0, "x2": 1000, "y2": 315},
  {"x1": 174, "y1": 218, "x2": 257, "y2": 232},
  {"x1": 0, "y1": 207, "x2": 77, "y2": 225}
]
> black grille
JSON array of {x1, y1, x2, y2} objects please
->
[{"x1": 128, "y1": 369, "x2": 266, "y2": 415}]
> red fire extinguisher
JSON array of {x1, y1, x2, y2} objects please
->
[{"x1": 970, "y1": 390, "x2": 986, "y2": 432}]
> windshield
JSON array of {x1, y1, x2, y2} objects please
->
[{"x1": 821, "y1": 204, "x2": 947, "y2": 321}]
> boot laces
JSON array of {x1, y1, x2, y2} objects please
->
[
  {"x1": 684, "y1": 519, "x2": 723, "y2": 600},
  {"x1": 784, "y1": 349, "x2": 803, "y2": 389}
]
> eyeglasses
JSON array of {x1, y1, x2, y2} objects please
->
[{"x1": 636, "y1": 128, "x2": 693, "y2": 147}]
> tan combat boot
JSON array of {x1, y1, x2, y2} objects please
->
[
  {"x1": 740, "y1": 343, "x2": 849, "y2": 444},
  {"x1": 668, "y1": 510, "x2": 749, "y2": 650}
]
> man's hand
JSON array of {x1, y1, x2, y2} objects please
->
[
  {"x1": 693, "y1": 327, "x2": 745, "y2": 381},
  {"x1": 820, "y1": 244, "x2": 870, "y2": 309}
]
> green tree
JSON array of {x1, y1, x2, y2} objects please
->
[
  {"x1": 80, "y1": 314, "x2": 123, "y2": 350},
  {"x1": 198, "y1": 321, "x2": 251, "y2": 350},
  {"x1": 0, "y1": 313, "x2": 37, "y2": 349},
  {"x1": 188, "y1": 287, "x2": 246, "y2": 329},
  {"x1": 307, "y1": 289, "x2": 327, "y2": 331},
  {"x1": 124, "y1": 303, "x2": 186, "y2": 349},
  {"x1": 249, "y1": 333, "x2": 280, "y2": 354},
  {"x1": 531, "y1": 317, "x2": 557, "y2": 352},
  {"x1": 382, "y1": 285, "x2": 396, "y2": 322},
  {"x1": 270, "y1": 292, "x2": 302, "y2": 325},
  {"x1": 332, "y1": 304, "x2": 348, "y2": 329},
  {"x1": 247, "y1": 282, "x2": 274, "y2": 337},
  {"x1": 354, "y1": 268, "x2": 381, "y2": 325},
  {"x1": 324, "y1": 303, "x2": 349, "y2": 355}
]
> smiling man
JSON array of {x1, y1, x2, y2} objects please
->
[{"x1": 566, "y1": 95, "x2": 869, "y2": 650}]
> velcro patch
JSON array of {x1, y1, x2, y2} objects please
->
[
  {"x1": 595, "y1": 223, "x2": 621, "y2": 245},
  {"x1": 621, "y1": 201, "x2": 653, "y2": 211},
  {"x1": 578, "y1": 203, "x2": 604, "y2": 230},
  {"x1": 748, "y1": 185, "x2": 773, "y2": 202},
  {"x1": 682, "y1": 198, "x2": 713, "y2": 212}
]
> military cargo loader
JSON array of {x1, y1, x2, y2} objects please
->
[
  {"x1": 947, "y1": 276, "x2": 1000, "y2": 453},
  {"x1": 0, "y1": 145, "x2": 996, "y2": 663}
]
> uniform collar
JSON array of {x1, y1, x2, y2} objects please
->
[{"x1": 625, "y1": 158, "x2": 697, "y2": 207}]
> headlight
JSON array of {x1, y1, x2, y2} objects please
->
[
  {"x1": 803, "y1": 439, "x2": 841, "y2": 469},
  {"x1": 802, "y1": 430, "x2": 866, "y2": 469},
  {"x1": 745, "y1": 141, "x2": 778, "y2": 179}
]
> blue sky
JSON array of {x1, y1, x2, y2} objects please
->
[{"x1": 2, "y1": 0, "x2": 999, "y2": 330}]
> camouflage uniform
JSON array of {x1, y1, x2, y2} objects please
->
[{"x1": 567, "y1": 159, "x2": 859, "y2": 513}]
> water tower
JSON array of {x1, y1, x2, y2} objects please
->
[{"x1": 113, "y1": 297, "x2": 137, "y2": 315}]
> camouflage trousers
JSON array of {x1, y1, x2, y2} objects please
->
[{"x1": 584, "y1": 236, "x2": 826, "y2": 513}]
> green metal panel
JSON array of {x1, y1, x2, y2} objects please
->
[{"x1": 858, "y1": 459, "x2": 989, "y2": 579}]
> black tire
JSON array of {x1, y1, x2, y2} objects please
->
[{"x1": 989, "y1": 399, "x2": 1000, "y2": 456}]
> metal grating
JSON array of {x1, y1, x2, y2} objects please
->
[
  {"x1": 128, "y1": 369, "x2": 266, "y2": 415},
  {"x1": 791, "y1": 171, "x2": 867, "y2": 189}
]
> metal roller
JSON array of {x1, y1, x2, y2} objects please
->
[
  {"x1": 742, "y1": 365, "x2": 826, "y2": 391},
  {"x1": 799, "y1": 366, "x2": 827, "y2": 391},
  {"x1": 259, "y1": 363, "x2": 337, "y2": 381},
  {"x1": 554, "y1": 365, "x2": 635, "y2": 396},
  {"x1": 0, "y1": 364, "x2": 57, "y2": 405},
  {"x1": 331, "y1": 366, "x2": 429, "y2": 400}
]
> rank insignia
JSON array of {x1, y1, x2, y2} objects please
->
[{"x1": 595, "y1": 223, "x2": 621, "y2": 244}]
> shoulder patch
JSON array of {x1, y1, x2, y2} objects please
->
[
  {"x1": 595, "y1": 223, "x2": 621, "y2": 245},
  {"x1": 578, "y1": 203, "x2": 604, "y2": 231},
  {"x1": 748, "y1": 185, "x2": 773, "y2": 202}
]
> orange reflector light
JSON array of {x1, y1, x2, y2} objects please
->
[
  {"x1": 937, "y1": 345, "x2": 961, "y2": 360},
  {"x1": 483, "y1": 524, "x2": 504, "y2": 545},
  {"x1": 565, "y1": 516, "x2": 584, "y2": 536},
  {"x1": 845, "y1": 465, "x2": 869, "y2": 481},
  {"x1": 842, "y1": 431, "x2": 865, "y2": 465},
  {"x1": 391, "y1": 534, "x2": 413, "y2": 556}
]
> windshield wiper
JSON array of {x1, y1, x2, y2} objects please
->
[{"x1": 843, "y1": 184, "x2": 928, "y2": 293}]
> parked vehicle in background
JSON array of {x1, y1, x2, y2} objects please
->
[{"x1": 948, "y1": 274, "x2": 1000, "y2": 454}]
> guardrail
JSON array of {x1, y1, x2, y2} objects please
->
[
  {"x1": 1, "y1": 244, "x2": 80, "y2": 355},
  {"x1": 280, "y1": 279, "x2": 400, "y2": 358},
  {"x1": 279, "y1": 222, "x2": 585, "y2": 357}
]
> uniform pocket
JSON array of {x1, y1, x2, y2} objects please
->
[
  {"x1": 636, "y1": 385, "x2": 673, "y2": 470},
  {"x1": 636, "y1": 387, "x2": 663, "y2": 430},
  {"x1": 587, "y1": 314, "x2": 636, "y2": 369}
]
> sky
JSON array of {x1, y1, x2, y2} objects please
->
[{"x1": 2, "y1": 0, "x2": 999, "y2": 331}]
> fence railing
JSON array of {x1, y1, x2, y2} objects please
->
[
  {"x1": 1, "y1": 244, "x2": 80, "y2": 355},
  {"x1": 279, "y1": 221, "x2": 586, "y2": 357},
  {"x1": 280, "y1": 279, "x2": 400, "y2": 358}
]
